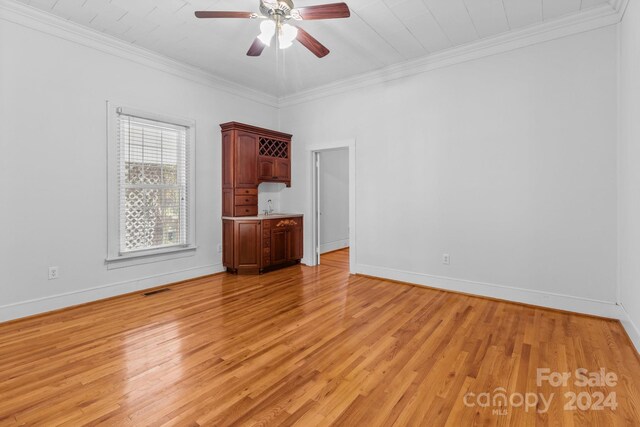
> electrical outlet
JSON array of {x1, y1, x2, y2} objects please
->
[
  {"x1": 48, "y1": 266, "x2": 59, "y2": 280},
  {"x1": 442, "y1": 254, "x2": 450, "y2": 265},
  {"x1": 217, "y1": 244, "x2": 223, "y2": 253}
]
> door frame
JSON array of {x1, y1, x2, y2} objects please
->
[{"x1": 308, "y1": 139, "x2": 356, "y2": 273}]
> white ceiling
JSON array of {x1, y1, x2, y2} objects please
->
[{"x1": 19, "y1": 0, "x2": 613, "y2": 97}]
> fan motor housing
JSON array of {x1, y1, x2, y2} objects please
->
[{"x1": 260, "y1": 0, "x2": 295, "y2": 17}]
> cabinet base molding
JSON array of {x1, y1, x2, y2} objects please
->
[{"x1": 226, "y1": 260, "x2": 300, "y2": 275}]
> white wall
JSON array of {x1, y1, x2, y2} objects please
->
[
  {"x1": 258, "y1": 182, "x2": 285, "y2": 214},
  {"x1": 0, "y1": 5, "x2": 627, "y2": 324},
  {"x1": 320, "y1": 149, "x2": 349, "y2": 253},
  {"x1": 281, "y1": 26, "x2": 620, "y2": 315},
  {"x1": 619, "y1": 0, "x2": 640, "y2": 349},
  {"x1": 0, "y1": 16, "x2": 278, "y2": 320}
]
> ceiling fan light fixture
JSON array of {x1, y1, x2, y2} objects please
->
[
  {"x1": 278, "y1": 23, "x2": 298, "y2": 49},
  {"x1": 258, "y1": 19, "x2": 276, "y2": 45},
  {"x1": 195, "y1": 1, "x2": 350, "y2": 57}
]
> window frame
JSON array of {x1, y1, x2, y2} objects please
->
[{"x1": 106, "y1": 102, "x2": 197, "y2": 267}]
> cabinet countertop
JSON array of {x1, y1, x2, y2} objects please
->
[{"x1": 222, "y1": 213, "x2": 303, "y2": 221}]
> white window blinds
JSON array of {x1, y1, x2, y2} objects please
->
[{"x1": 116, "y1": 111, "x2": 190, "y2": 254}]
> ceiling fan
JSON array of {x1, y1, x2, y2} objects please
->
[{"x1": 195, "y1": 0, "x2": 350, "y2": 58}]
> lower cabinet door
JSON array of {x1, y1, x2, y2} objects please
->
[
  {"x1": 288, "y1": 225, "x2": 303, "y2": 261},
  {"x1": 235, "y1": 221, "x2": 261, "y2": 268},
  {"x1": 270, "y1": 228, "x2": 288, "y2": 265}
]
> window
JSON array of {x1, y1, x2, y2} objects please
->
[{"x1": 107, "y1": 104, "x2": 195, "y2": 264}]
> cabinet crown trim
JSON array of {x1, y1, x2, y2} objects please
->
[{"x1": 220, "y1": 122, "x2": 292, "y2": 140}]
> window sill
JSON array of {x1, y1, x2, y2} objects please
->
[{"x1": 105, "y1": 245, "x2": 197, "y2": 270}]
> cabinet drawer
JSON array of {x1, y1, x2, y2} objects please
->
[
  {"x1": 235, "y1": 188, "x2": 258, "y2": 196},
  {"x1": 235, "y1": 195, "x2": 257, "y2": 206},
  {"x1": 235, "y1": 205, "x2": 258, "y2": 216}
]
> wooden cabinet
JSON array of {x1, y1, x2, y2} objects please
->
[
  {"x1": 275, "y1": 158, "x2": 290, "y2": 181},
  {"x1": 258, "y1": 157, "x2": 275, "y2": 181},
  {"x1": 270, "y1": 228, "x2": 288, "y2": 265},
  {"x1": 221, "y1": 132, "x2": 233, "y2": 188},
  {"x1": 288, "y1": 222, "x2": 303, "y2": 260},
  {"x1": 221, "y1": 122, "x2": 292, "y2": 217},
  {"x1": 258, "y1": 157, "x2": 290, "y2": 182},
  {"x1": 220, "y1": 122, "x2": 298, "y2": 275},
  {"x1": 270, "y1": 217, "x2": 303, "y2": 266},
  {"x1": 262, "y1": 218, "x2": 271, "y2": 268},
  {"x1": 257, "y1": 135, "x2": 290, "y2": 183},
  {"x1": 222, "y1": 219, "x2": 234, "y2": 267},
  {"x1": 234, "y1": 220, "x2": 261, "y2": 272},
  {"x1": 235, "y1": 132, "x2": 258, "y2": 188},
  {"x1": 222, "y1": 215, "x2": 303, "y2": 274}
]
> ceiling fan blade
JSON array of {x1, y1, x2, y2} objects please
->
[
  {"x1": 294, "y1": 3, "x2": 350, "y2": 20},
  {"x1": 294, "y1": 26, "x2": 330, "y2": 58},
  {"x1": 195, "y1": 11, "x2": 255, "y2": 19},
  {"x1": 247, "y1": 38, "x2": 266, "y2": 56}
]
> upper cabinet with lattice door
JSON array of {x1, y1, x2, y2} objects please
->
[
  {"x1": 258, "y1": 136, "x2": 290, "y2": 184},
  {"x1": 220, "y1": 122, "x2": 292, "y2": 217}
]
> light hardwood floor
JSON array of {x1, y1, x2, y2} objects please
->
[
  {"x1": 1, "y1": 248, "x2": 639, "y2": 426},
  {"x1": 319, "y1": 247, "x2": 350, "y2": 270}
]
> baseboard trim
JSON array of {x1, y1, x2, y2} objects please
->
[
  {"x1": 0, "y1": 263, "x2": 225, "y2": 322},
  {"x1": 5, "y1": 260, "x2": 637, "y2": 354},
  {"x1": 356, "y1": 263, "x2": 623, "y2": 320},
  {"x1": 320, "y1": 239, "x2": 349, "y2": 254},
  {"x1": 618, "y1": 303, "x2": 640, "y2": 353}
]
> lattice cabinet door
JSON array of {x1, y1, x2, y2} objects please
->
[{"x1": 258, "y1": 137, "x2": 289, "y2": 159}]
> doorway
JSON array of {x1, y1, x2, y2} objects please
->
[{"x1": 309, "y1": 139, "x2": 356, "y2": 273}]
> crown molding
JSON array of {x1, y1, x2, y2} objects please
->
[
  {"x1": 611, "y1": 0, "x2": 631, "y2": 20},
  {"x1": 0, "y1": 0, "x2": 279, "y2": 108},
  {"x1": 278, "y1": 3, "x2": 622, "y2": 107},
  {"x1": 0, "y1": 0, "x2": 628, "y2": 109}
]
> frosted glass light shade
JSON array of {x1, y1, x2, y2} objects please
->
[
  {"x1": 278, "y1": 23, "x2": 298, "y2": 49},
  {"x1": 258, "y1": 20, "x2": 276, "y2": 46}
]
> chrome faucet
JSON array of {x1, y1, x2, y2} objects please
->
[{"x1": 267, "y1": 199, "x2": 274, "y2": 214}]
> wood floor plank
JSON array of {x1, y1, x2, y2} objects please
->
[{"x1": 0, "y1": 248, "x2": 638, "y2": 425}]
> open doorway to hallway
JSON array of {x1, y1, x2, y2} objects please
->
[
  {"x1": 309, "y1": 139, "x2": 356, "y2": 272},
  {"x1": 317, "y1": 148, "x2": 349, "y2": 264}
]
